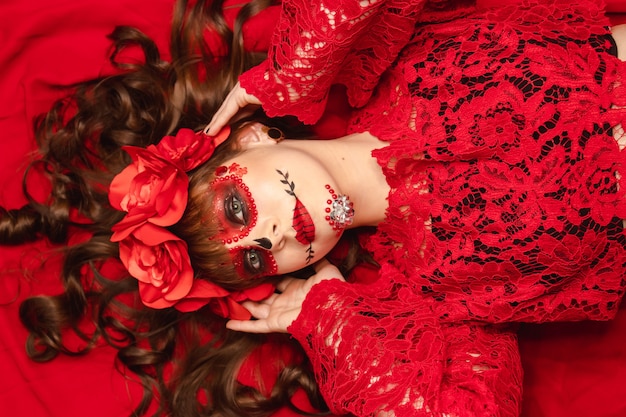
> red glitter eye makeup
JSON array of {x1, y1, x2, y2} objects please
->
[
  {"x1": 229, "y1": 246, "x2": 278, "y2": 279},
  {"x1": 210, "y1": 175, "x2": 258, "y2": 244}
]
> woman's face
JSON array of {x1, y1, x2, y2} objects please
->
[{"x1": 209, "y1": 123, "x2": 344, "y2": 279}]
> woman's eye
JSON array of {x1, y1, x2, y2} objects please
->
[
  {"x1": 244, "y1": 249, "x2": 264, "y2": 274},
  {"x1": 225, "y1": 193, "x2": 248, "y2": 225}
]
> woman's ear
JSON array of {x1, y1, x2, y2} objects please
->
[{"x1": 236, "y1": 122, "x2": 278, "y2": 149}]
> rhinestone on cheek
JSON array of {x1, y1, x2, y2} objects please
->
[{"x1": 325, "y1": 185, "x2": 354, "y2": 234}]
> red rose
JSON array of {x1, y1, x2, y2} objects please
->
[
  {"x1": 175, "y1": 280, "x2": 274, "y2": 320},
  {"x1": 224, "y1": 283, "x2": 275, "y2": 319},
  {"x1": 155, "y1": 127, "x2": 230, "y2": 171},
  {"x1": 119, "y1": 223, "x2": 194, "y2": 309},
  {"x1": 173, "y1": 279, "x2": 230, "y2": 313},
  {"x1": 109, "y1": 146, "x2": 189, "y2": 241},
  {"x1": 110, "y1": 126, "x2": 238, "y2": 313},
  {"x1": 109, "y1": 127, "x2": 231, "y2": 242}
]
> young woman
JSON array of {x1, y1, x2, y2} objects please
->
[{"x1": 3, "y1": 0, "x2": 626, "y2": 416}]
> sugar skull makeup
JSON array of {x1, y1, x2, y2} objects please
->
[
  {"x1": 211, "y1": 164, "x2": 281, "y2": 279},
  {"x1": 210, "y1": 164, "x2": 318, "y2": 278},
  {"x1": 207, "y1": 127, "x2": 348, "y2": 279}
]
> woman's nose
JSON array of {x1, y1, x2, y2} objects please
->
[
  {"x1": 250, "y1": 217, "x2": 285, "y2": 251},
  {"x1": 268, "y1": 218, "x2": 286, "y2": 250}
]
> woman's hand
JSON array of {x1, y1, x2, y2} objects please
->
[
  {"x1": 226, "y1": 259, "x2": 345, "y2": 334},
  {"x1": 204, "y1": 82, "x2": 261, "y2": 136}
]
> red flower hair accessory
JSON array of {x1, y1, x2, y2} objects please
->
[
  {"x1": 109, "y1": 127, "x2": 274, "y2": 318},
  {"x1": 109, "y1": 128, "x2": 231, "y2": 241}
]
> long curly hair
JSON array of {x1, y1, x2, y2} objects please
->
[{"x1": 0, "y1": 0, "x2": 330, "y2": 416}]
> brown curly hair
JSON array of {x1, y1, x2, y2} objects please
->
[{"x1": 1, "y1": 1, "x2": 330, "y2": 416}]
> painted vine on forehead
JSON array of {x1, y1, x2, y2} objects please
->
[{"x1": 276, "y1": 169, "x2": 315, "y2": 264}]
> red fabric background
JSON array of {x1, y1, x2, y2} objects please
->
[
  {"x1": 1, "y1": 0, "x2": 625, "y2": 415},
  {"x1": 0, "y1": 1, "x2": 168, "y2": 415}
]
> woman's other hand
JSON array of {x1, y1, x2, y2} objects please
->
[
  {"x1": 204, "y1": 82, "x2": 261, "y2": 136},
  {"x1": 226, "y1": 259, "x2": 345, "y2": 334}
]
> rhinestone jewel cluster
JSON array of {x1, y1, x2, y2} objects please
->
[{"x1": 325, "y1": 185, "x2": 355, "y2": 232}]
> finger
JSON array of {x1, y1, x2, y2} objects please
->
[
  {"x1": 205, "y1": 84, "x2": 245, "y2": 135},
  {"x1": 243, "y1": 293, "x2": 279, "y2": 308},
  {"x1": 205, "y1": 100, "x2": 239, "y2": 136},
  {"x1": 231, "y1": 106, "x2": 259, "y2": 123},
  {"x1": 226, "y1": 319, "x2": 273, "y2": 334},
  {"x1": 240, "y1": 300, "x2": 271, "y2": 319},
  {"x1": 204, "y1": 90, "x2": 237, "y2": 134}
]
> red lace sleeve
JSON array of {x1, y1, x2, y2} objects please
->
[
  {"x1": 238, "y1": 0, "x2": 427, "y2": 124},
  {"x1": 288, "y1": 266, "x2": 523, "y2": 417}
]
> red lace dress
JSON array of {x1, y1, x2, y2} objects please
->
[{"x1": 240, "y1": 0, "x2": 626, "y2": 416}]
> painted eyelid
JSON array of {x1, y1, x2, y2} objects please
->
[
  {"x1": 224, "y1": 192, "x2": 249, "y2": 225},
  {"x1": 244, "y1": 249, "x2": 265, "y2": 274}
]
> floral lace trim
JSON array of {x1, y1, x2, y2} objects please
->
[
  {"x1": 289, "y1": 273, "x2": 523, "y2": 416},
  {"x1": 240, "y1": 0, "x2": 430, "y2": 124},
  {"x1": 356, "y1": 0, "x2": 626, "y2": 323}
]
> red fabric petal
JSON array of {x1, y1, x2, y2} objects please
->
[
  {"x1": 209, "y1": 298, "x2": 233, "y2": 318},
  {"x1": 109, "y1": 144, "x2": 190, "y2": 241},
  {"x1": 157, "y1": 127, "x2": 231, "y2": 171},
  {"x1": 132, "y1": 223, "x2": 180, "y2": 246},
  {"x1": 173, "y1": 279, "x2": 229, "y2": 313},
  {"x1": 161, "y1": 245, "x2": 194, "y2": 301},
  {"x1": 139, "y1": 282, "x2": 177, "y2": 309},
  {"x1": 184, "y1": 278, "x2": 230, "y2": 298},
  {"x1": 119, "y1": 224, "x2": 194, "y2": 309},
  {"x1": 150, "y1": 181, "x2": 188, "y2": 226},
  {"x1": 223, "y1": 297, "x2": 252, "y2": 320},
  {"x1": 108, "y1": 163, "x2": 139, "y2": 210},
  {"x1": 231, "y1": 283, "x2": 275, "y2": 302}
]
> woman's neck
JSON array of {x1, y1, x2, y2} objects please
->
[{"x1": 283, "y1": 132, "x2": 390, "y2": 227}]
